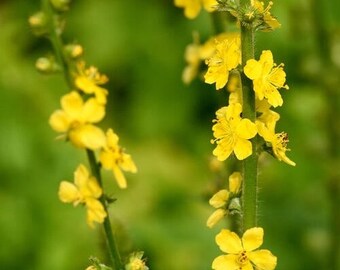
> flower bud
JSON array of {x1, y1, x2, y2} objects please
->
[
  {"x1": 50, "y1": 0, "x2": 71, "y2": 12},
  {"x1": 35, "y1": 57, "x2": 59, "y2": 74},
  {"x1": 28, "y1": 11, "x2": 48, "y2": 36},
  {"x1": 64, "y1": 43, "x2": 83, "y2": 59}
]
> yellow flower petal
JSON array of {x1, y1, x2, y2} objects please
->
[
  {"x1": 212, "y1": 254, "x2": 239, "y2": 270},
  {"x1": 82, "y1": 98, "x2": 105, "y2": 123},
  {"x1": 113, "y1": 165, "x2": 127, "y2": 189},
  {"x1": 234, "y1": 138, "x2": 253, "y2": 160},
  {"x1": 106, "y1": 128, "x2": 119, "y2": 148},
  {"x1": 60, "y1": 91, "x2": 83, "y2": 120},
  {"x1": 216, "y1": 229, "x2": 243, "y2": 254},
  {"x1": 120, "y1": 153, "x2": 137, "y2": 173},
  {"x1": 69, "y1": 125, "x2": 106, "y2": 150},
  {"x1": 248, "y1": 249, "x2": 277, "y2": 270},
  {"x1": 49, "y1": 110, "x2": 70, "y2": 132},
  {"x1": 58, "y1": 181, "x2": 80, "y2": 204},
  {"x1": 99, "y1": 150, "x2": 114, "y2": 170},
  {"x1": 86, "y1": 198, "x2": 107, "y2": 228},
  {"x1": 209, "y1": 189, "x2": 229, "y2": 208},
  {"x1": 236, "y1": 119, "x2": 257, "y2": 139},
  {"x1": 244, "y1": 59, "x2": 262, "y2": 80},
  {"x1": 213, "y1": 142, "x2": 233, "y2": 161},
  {"x1": 242, "y1": 227, "x2": 264, "y2": 252},
  {"x1": 228, "y1": 172, "x2": 242, "y2": 194},
  {"x1": 206, "y1": 209, "x2": 227, "y2": 228}
]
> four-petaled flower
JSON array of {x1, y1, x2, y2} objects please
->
[
  {"x1": 207, "y1": 172, "x2": 242, "y2": 228},
  {"x1": 100, "y1": 129, "x2": 137, "y2": 189},
  {"x1": 244, "y1": 50, "x2": 288, "y2": 107},
  {"x1": 49, "y1": 91, "x2": 106, "y2": 150},
  {"x1": 212, "y1": 227, "x2": 277, "y2": 270},
  {"x1": 58, "y1": 164, "x2": 107, "y2": 228},
  {"x1": 75, "y1": 61, "x2": 109, "y2": 104},
  {"x1": 211, "y1": 103, "x2": 257, "y2": 161},
  {"x1": 205, "y1": 38, "x2": 241, "y2": 90},
  {"x1": 174, "y1": 0, "x2": 217, "y2": 19}
]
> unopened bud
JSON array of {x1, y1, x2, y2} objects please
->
[
  {"x1": 50, "y1": 0, "x2": 71, "y2": 12},
  {"x1": 64, "y1": 44, "x2": 83, "y2": 59},
  {"x1": 35, "y1": 57, "x2": 59, "y2": 74},
  {"x1": 28, "y1": 11, "x2": 48, "y2": 36}
]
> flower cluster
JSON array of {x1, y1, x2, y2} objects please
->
[
  {"x1": 48, "y1": 59, "x2": 138, "y2": 193},
  {"x1": 206, "y1": 38, "x2": 295, "y2": 166},
  {"x1": 30, "y1": 0, "x2": 137, "y2": 231}
]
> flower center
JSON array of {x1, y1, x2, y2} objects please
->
[{"x1": 237, "y1": 251, "x2": 248, "y2": 266}]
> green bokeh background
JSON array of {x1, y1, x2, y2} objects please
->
[{"x1": 0, "y1": 0, "x2": 339, "y2": 269}]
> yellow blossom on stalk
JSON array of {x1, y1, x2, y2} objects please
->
[
  {"x1": 100, "y1": 129, "x2": 137, "y2": 189},
  {"x1": 183, "y1": 33, "x2": 238, "y2": 84},
  {"x1": 125, "y1": 252, "x2": 149, "y2": 270},
  {"x1": 211, "y1": 103, "x2": 257, "y2": 161},
  {"x1": 207, "y1": 172, "x2": 242, "y2": 228},
  {"x1": 256, "y1": 118, "x2": 296, "y2": 166},
  {"x1": 174, "y1": 0, "x2": 217, "y2": 19},
  {"x1": 49, "y1": 91, "x2": 106, "y2": 150},
  {"x1": 58, "y1": 164, "x2": 107, "y2": 228},
  {"x1": 251, "y1": 0, "x2": 281, "y2": 31},
  {"x1": 205, "y1": 38, "x2": 241, "y2": 90},
  {"x1": 75, "y1": 61, "x2": 109, "y2": 104},
  {"x1": 212, "y1": 227, "x2": 277, "y2": 270},
  {"x1": 244, "y1": 50, "x2": 289, "y2": 107}
]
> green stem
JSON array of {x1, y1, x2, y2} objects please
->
[
  {"x1": 87, "y1": 150, "x2": 124, "y2": 270},
  {"x1": 240, "y1": 0, "x2": 258, "y2": 232},
  {"x1": 42, "y1": 0, "x2": 74, "y2": 87}
]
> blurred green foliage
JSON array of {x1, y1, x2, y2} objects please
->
[{"x1": 0, "y1": 0, "x2": 339, "y2": 269}]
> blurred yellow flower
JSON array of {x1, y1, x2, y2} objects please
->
[
  {"x1": 75, "y1": 61, "x2": 109, "y2": 104},
  {"x1": 174, "y1": 0, "x2": 217, "y2": 19},
  {"x1": 58, "y1": 164, "x2": 107, "y2": 228},
  {"x1": 207, "y1": 172, "x2": 242, "y2": 228},
  {"x1": 182, "y1": 33, "x2": 239, "y2": 84},
  {"x1": 49, "y1": 91, "x2": 106, "y2": 150},
  {"x1": 211, "y1": 103, "x2": 257, "y2": 161},
  {"x1": 100, "y1": 129, "x2": 137, "y2": 189},
  {"x1": 244, "y1": 50, "x2": 288, "y2": 107},
  {"x1": 125, "y1": 251, "x2": 149, "y2": 270},
  {"x1": 205, "y1": 38, "x2": 241, "y2": 90},
  {"x1": 212, "y1": 227, "x2": 277, "y2": 270}
]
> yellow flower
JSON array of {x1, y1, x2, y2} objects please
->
[
  {"x1": 211, "y1": 103, "x2": 257, "y2": 161},
  {"x1": 99, "y1": 129, "x2": 137, "y2": 189},
  {"x1": 75, "y1": 61, "x2": 109, "y2": 104},
  {"x1": 49, "y1": 91, "x2": 106, "y2": 150},
  {"x1": 182, "y1": 41, "x2": 201, "y2": 84},
  {"x1": 182, "y1": 33, "x2": 239, "y2": 84},
  {"x1": 207, "y1": 172, "x2": 242, "y2": 228},
  {"x1": 125, "y1": 252, "x2": 149, "y2": 270},
  {"x1": 244, "y1": 50, "x2": 289, "y2": 107},
  {"x1": 212, "y1": 227, "x2": 277, "y2": 270},
  {"x1": 256, "y1": 120, "x2": 296, "y2": 166},
  {"x1": 252, "y1": 0, "x2": 281, "y2": 31},
  {"x1": 174, "y1": 0, "x2": 217, "y2": 19},
  {"x1": 58, "y1": 164, "x2": 107, "y2": 228},
  {"x1": 205, "y1": 38, "x2": 241, "y2": 90}
]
